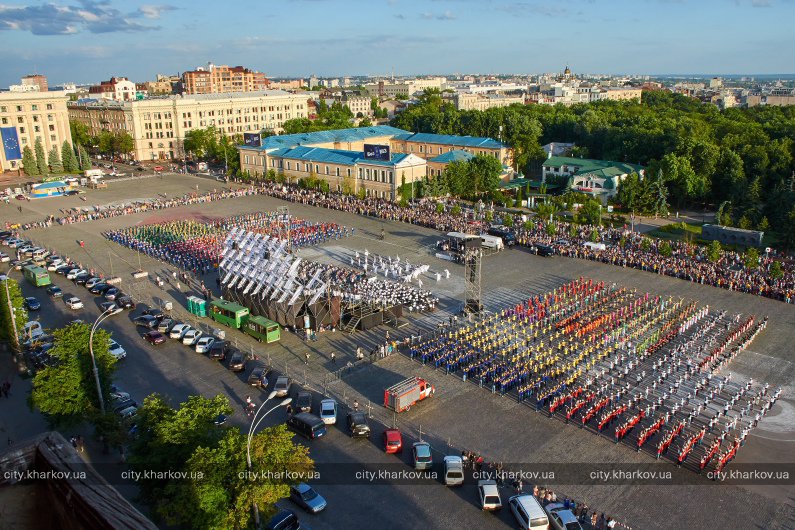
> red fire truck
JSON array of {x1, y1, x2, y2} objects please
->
[{"x1": 384, "y1": 377, "x2": 435, "y2": 413}]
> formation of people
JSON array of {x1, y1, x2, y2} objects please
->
[
  {"x1": 12, "y1": 179, "x2": 793, "y2": 303},
  {"x1": 104, "y1": 212, "x2": 349, "y2": 275},
  {"x1": 408, "y1": 277, "x2": 779, "y2": 472}
]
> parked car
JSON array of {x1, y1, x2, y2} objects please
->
[
  {"x1": 55, "y1": 264, "x2": 73, "y2": 275},
  {"x1": 195, "y1": 336, "x2": 215, "y2": 353},
  {"x1": 295, "y1": 391, "x2": 312, "y2": 413},
  {"x1": 273, "y1": 376, "x2": 290, "y2": 397},
  {"x1": 24, "y1": 297, "x2": 40, "y2": 311},
  {"x1": 85, "y1": 277, "x2": 102, "y2": 290},
  {"x1": 141, "y1": 308, "x2": 165, "y2": 319},
  {"x1": 545, "y1": 503, "x2": 583, "y2": 530},
  {"x1": 108, "y1": 339, "x2": 127, "y2": 360},
  {"x1": 157, "y1": 318, "x2": 176, "y2": 333},
  {"x1": 115, "y1": 297, "x2": 133, "y2": 311},
  {"x1": 117, "y1": 406, "x2": 138, "y2": 419},
  {"x1": 208, "y1": 340, "x2": 229, "y2": 360},
  {"x1": 133, "y1": 314, "x2": 160, "y2": 329},
  {"x1": 46, "y1": 285, "x2": 63, "y2": 298},
  {"x1": 182, "y1": 329, "x2": 202, "y2": 346},
  {"x1": 412, "y1": 441, "x2": 433, "y2": 471},
  {"x1": 346, "y1": 411, "x2": 370, "y2": 438},
  {"x1": 143, "y1": 330, "x2": 166, "y2": 345},
  {"x1": 170, "y1": 323, "x2": 191, "y2": 339},
  {"x1": 65, "y1": 296, "x2": 83, "y2": 310},
  {"x1": 478, "y1": 480, "x2": 503, "y2": 511},
  {"x1": 104, "y1": 287, "x2": 120, "y2": 300},
  {"x1": 46, "y1": 260, "x2": 63, "y2": 271},
  {"x1": 508, "y1": 494, "x2": 550, "y2": 530},
  {"x1": 289, "y1": 483, "x2": 327, "y2": 514},
  {"x1": 75, "y1": 272, "x2": 91, "y2": 285},
  {"x1": 318, "y1": 399, "x2": 337, "y2": 425},
  {"x1": 383, "y1": 428, "x2": 403, "y2": 453},
  {"x1": 100, "y1": 301, "x2": 123, "y2": 315},
  {"x1": 265, "y1": 510, "x2": 300, "y2": 530},
  {"x1": 535, "y1": 244, "x2": 555, "y2": 257},
  {"x1": 247, "y1": 367, "x2": 268, "y2": 388},
  {"x1": 227, "y1": 351, "x2": 245, "y2": 372},
  {"x1": 443, "y1": 455, "x2": 464, "y2": 486},
  {"x1": 89, "y1": 282, "x2": 110, "y2": 294}
]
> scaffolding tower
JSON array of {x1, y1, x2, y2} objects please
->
[
  {"x1": 462, "y1": 246, "x2": 483, "y2": 314},
  {"x1": 276, "y1": 205, "x2": 291, "y2": 254}
]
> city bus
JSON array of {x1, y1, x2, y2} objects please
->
[
  {"x1": 208, "y1": 299, "x2": 250, "y2": 329},
  {"x1": 23, "y1": 264, "x2": 51, "y2": 287},
  {"x1": 243, "y1": 315, "x2": 281, "y2": 343}
]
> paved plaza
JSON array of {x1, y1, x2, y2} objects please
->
[{"x1": 3, "y1": 173, "x2": 795, "y2": 530}]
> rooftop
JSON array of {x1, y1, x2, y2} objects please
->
[
  {"x1": 394, "y1": 132, "x2": 507, "y2": 149},
  {"x1": 248, "y1": 125, "x2": 409, "y2": 151},
  {"x1": 269, "y1": 145, "x2": 413, "y2": 167},
  {"x1": 543, "y1": 156, "x2": 645, "y2": 177},
  {"x1": 429, "y1": 149, "x2": 475, "y2": 164}
]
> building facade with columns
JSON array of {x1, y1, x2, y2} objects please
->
[
  {"x1": 0, "y1": 91, "x2": 72, "y2": 173},
  {"x1": 69, "y1": 90, "x2": 308, "y2": 161}
]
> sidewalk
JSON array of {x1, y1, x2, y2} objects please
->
[{"x1": 0, "y1": 349, "x2": 49, "y2": 448}]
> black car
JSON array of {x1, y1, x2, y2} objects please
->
[
  {"x1": 55, "y1": 264, "x2": 73, "y2": 275},
  {"x1": 487, "y1": 226, "x2": 517, "y2": 246},
  {"x1": 116, "y1": 295, "x2": 135, "y2": 309},
  {"x1": 75, "y1": 272, "x2": 92, "y2": 285},
  {"x1": 294, "y1": 391, "x2": 312, "y2": 413},
  {"x1": 265, "y1": 510, "x2": 300, "y2": 530},
  {"x1": 208, "y1": 340, "x2": 229, "y2": 360},
  {"x1": 89, "y1": 282, "x2": 110, "y2": 294},
  {"x1": 346, "y1": 411, "x2": 371, "y2": 438},
  {"x1": 133, "y1": 314, "x2": 160, "y2": 329},
  {"x1": 112, "y1": 398, "x2": 138, "y2": 413},
  {"x1": 141, "y1": 308, "x2": 165, "y2": 320},
  {"x1": 46, "y1": 285, "x2": 63, "y2": 298},
  {"x1": 535, "y1": 244, "x2": 555, "y2": 257},
  {"x1": 228, "y1": 352, "x2": 245, "y2": 372},
  {"x1": 24, "y1": 297, "x2": 41, "y2": 311},
  {"x1": 247, "y1": 367, "x2": 269, "y2": 388}
]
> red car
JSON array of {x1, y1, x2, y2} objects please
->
[
  {"x1": 143, "y1": 330, "x2": 166, "y2": 345},
  {"x1": 153, "y1": 165, "x2": 164, "y2": 172},
  {"x1": 383, "y1": 428, "x2": 403, "y2": 454}
]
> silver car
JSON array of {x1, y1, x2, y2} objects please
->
[
  {"x1": 273, "y1": 376, "x2": 290, "y2": 397},
  {"x1": 289, "y1": 482, "x2": 326, "y2": 514}
]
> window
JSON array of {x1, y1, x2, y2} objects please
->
[
  {"x1": 32, "y1": 115, "x2": 39, "y2": 122},
  {"x1": 325, "y1": 165, "x2": 329, "y2": 175},
  {"x1": 0, "y1": 118, "x2": 5, "y2": 125},
  {"x1": 16, "y1": 105, "x2": 23, "y2": 112},
  {"x1": 47, "y1": 114, "x2": 53, "y2": 121},
  {"x1": 49, "y1": 125, "x2": 54, "y2": 131},
  {"x1": 50, "y1": 135, "x2": 56, "y2": 142},
  {"x1": 335, "y1": 167, "x2": 340, "y2": 176},
  {"x1": 0, "y1": 106, "x2": 6, "y2": 112},
  {"x1": 17, "y1": 117, "x2": 23, "y2": 124},
  {"x1": 46, "y1": 104, "x2": 52, "y2": 110},
  {"x1": 34, "y1": 126, "x2": 40, "y2": 133},
  {"x1": 419, "y1": 145, "x2": 424, "y2": 153}
]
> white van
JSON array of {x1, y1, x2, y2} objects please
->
[
  {"x1": 84, "y1": 169, "x2": 104, "y2": 179},
  {"x1": 443, "y1": 455, "x2": 464, "y2": 486},
  {"x1": 583, "y1": 242, "x2": 606, "y2": 251},
  {"x1": 480, "y1": 234, "x2": 505, "y2": 251},
  {"x1": 509, "y1": 494, "x2": 550, "y2": 530}
]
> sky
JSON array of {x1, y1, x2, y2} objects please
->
[{"x1": 0, "y1": 0, "x2": 793, "y2": 87}]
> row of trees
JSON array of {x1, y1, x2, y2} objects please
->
[
  {"x1": 182, "y1": 126, "x2": 241, "y2": 174},
  {"x1": 281, "y1": 100, "x2": 355, "y2": 134},
  {"x1": 0, "y1": 277, "x2": 27, "y2": 351},
  {"x1": 21, "y1": 138, "x2": 89, "y2": 177},
  {"x1": 391, "y1": 90, "x2": 795, "y2": 239},
  {"x1": 69, "y1": 120, "x2": 135, "y2": 161}
]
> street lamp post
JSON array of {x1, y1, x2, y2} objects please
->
[
  {"x1": 1, "y1": 267, "x2": 19, "y2": 351},
  {"x1": 89, "y1": 307, "x2": 114, "y2": 414},
  {"x1": 247, "y1": 393, "x2": 292, "y2": 528}
]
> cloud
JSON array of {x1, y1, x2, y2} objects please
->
[
  {"x1": 136, "y1": 4, "x2": 178, "y2": 19},
  {"x1": 751, "y1": 0, "x2": 771, "y2": 6},
  {"x1": 393, "y1": 13, "x2": 407, "y2": 19},
  {"x1": 421, "y1": 10, "x2": 456, "y2": 19},
  {"x1": 0, "y1": 1, "x2": 172, "y2": 35}
]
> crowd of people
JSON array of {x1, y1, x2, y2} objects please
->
[
  {"x1": 11, "y1": 179, "x2": 794, "y2": 302},
  {"x1": 104, "y1": 213, "x2": 349, "y2": 275},
  {"x1": 408, "y1": 277, "x2": 778, "y2": 471}
]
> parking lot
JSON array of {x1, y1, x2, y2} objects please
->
[{"x1": 3, "y1": 173, "x2": 795, "y2": 529}]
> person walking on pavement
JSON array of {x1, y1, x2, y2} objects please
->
[
  {"x1": 304, "y1": 352, "x2": 310, "y2": 365},
  {"x1": 330, "y1": 352, "x2": 336, "y2": 364}
]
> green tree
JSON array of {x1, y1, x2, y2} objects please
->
[
  {"x1": 61, "y1": 141, "x2": 79, "y2": 173},
  {"x1": 744, "y1": 247, "x2": 759, "y2": 269},
  {"x1": 0, "y1": 277, "x2": 27, "y2": 351},
  {"x1": 769, "y1": 261, "x2": 783, "y2": 279},
  {"x1": 706, "y1": 240, "x2": 722, "y2": 263},
  {"x1": 578, "y1": 199, "x2": 602, "y2": 226},
  {"x1": 757, "y1": 216, "x2": 769, "y2": 232},
  {"x1": 469, "y1": 154, "x2": 503, "y2": 195},
  {"x1": 115, "y1": 132, "x2": 135, "y2": 158},
  {"x1": 545, "y1": 222, "x2": 556, "y2": 237},
  {"x1": 47, "y1": 146, "x2": 63, "y2": 173},
  {"x1": 21, "y1": 146, "x2": 39, "y2": 176},
  {"x1": 79, "y1": 145, "x2": 92, "y2": 171},
  {"x1": 659, "y1": 240, "x2": 672, "y2": 257},
  {"x1": 738, "y1": 214, "x2": 752, "y2": 230},
  {"x1": 515, "y1": 187, "x2": 523, "y2": 207},
  {"x1": 358, "y1": 117, "x2": 373, "y2": 127},
  {"x1": 436, "y1": 202, "x2": 445, "y2": 214},
  {"x1": 34, "y1": 137, "x2": 48, "y2": 175},
  {"x1": 484, "y1": 210, "x2": 493, "y2": 223},
  {"x1": 641, "y1": 238, "x2": 651, "y2": 252},
  {"x1": 451, "y1": 204, "x2": 462, "y2": 217},
  {"x1": 69, "y1": 120, "x2": 91, "y2": 147},
  {"x1": 504, "y1": 214, "x2": 514, "y2": 228},
  {"x1": 590, "y1": 230, "x2": 599, "y2": 243},
  {"x1": 783, "y1": 206, "x2": 795, "y2": 250},
  {"x1": 30, "y1": 322, "x2": 115, "y2": 423}
]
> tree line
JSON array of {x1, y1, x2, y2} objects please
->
[{"x1": 391, "y1": 90, "x2": 795, "y2": 238}]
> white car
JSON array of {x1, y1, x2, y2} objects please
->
[
  {"x1": 0, "y1": 252, "x2": 9, "y2": 263},
  {"x1": 85, "y1": 277, "x2": 102, "y2": 289},
  {"x1": 194, "y1": 336, "x2": 215, "y2": 353},
  {"x1": 319, "y1": 399, "x2": 337, "y2": 425},
  {"x1": 108, "y1": 339, "x2": 127, "y2": 360},
  {"x1": 545, "y1": 503, "x2": 583, "y2": 530},
  {"x1": 170, "y1": 323, "x2": 191, "y2": 339},
  {"x1": 478, "y1": 480, "x2": 502, "y2": 511},
  {"x1": 47, "y1": 259, "x2": 64, "y2": 271},
  {"x1": 66, "y1": 268, "x2": 86, "y2": 280},
  {"x1": 7, "y1": 239, "x2": 24, "y2": 248},
  {"x1": 65, "y1": 296, "x2": 83, "y2": 310},
  {"x1": 182, "y1": 329, "x2": 202, "y2": 346}
]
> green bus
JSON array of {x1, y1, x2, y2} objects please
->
[
  {"x1": 209, "y1": 299, "x2": 250, "y2": 329},
  {"x1": 23, "y1": 264, "x2": 51, "y2": 287},
  {"x1": 243, "y1": 315, "x2": 281, "y2": 344}
]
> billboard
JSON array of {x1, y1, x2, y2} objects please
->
[
  {"x1": 244, "y1": 133, "x2": 262, "y2": 148},
  {"x1": 1, "y1": 127, "x2": 22, "y2": 160},
  {"x1": 363, "y1": 144, "x2": 390, "y2": 161}
]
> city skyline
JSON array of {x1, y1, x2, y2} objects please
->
[{"x1": 0, "y1": 0, "x2": 794, "y2": 87}]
